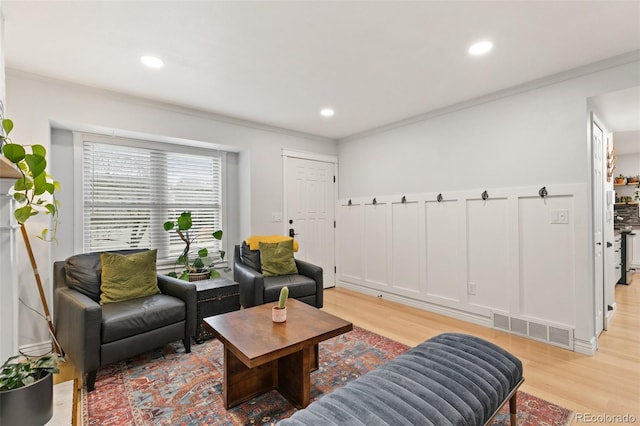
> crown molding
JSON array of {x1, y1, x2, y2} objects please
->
[
  {"x1": 339, "y1": 50, "x2": 640, "y2": 143},
  {"x1": 5, "y1": 68, "x2": 337, "y2": 145}
]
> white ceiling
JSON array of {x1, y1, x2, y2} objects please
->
[{"x1": 2, "y1": 1, "x2": 640, "y2": 140}]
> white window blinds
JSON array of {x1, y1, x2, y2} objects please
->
[{"x1": 81, "y1": 139, "x2": 223, "y2": 265}]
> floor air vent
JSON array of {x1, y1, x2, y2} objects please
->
[{"x1": 491, "y1": 313, "x2": 574, "y2": 350}]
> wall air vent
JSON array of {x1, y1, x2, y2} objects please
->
[
  {"x1": 491, "y1": 312, "x2": 574, "y2": 350},
  {"x1": 510, "y1": 318, "x2": 528, "y2": 335},
  {"x1": 549, "y1": 326, "x2": 571, "y2": 347},
  {"x1": 493, "y1": 313, "x2": 509, "y2": 331},
  {"x1": 529, "y1": 322, "x2": 547, "y2": 341}
]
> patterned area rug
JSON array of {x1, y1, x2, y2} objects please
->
[{"x1": 82, "y1": 327, "x2": 573, "y2": 425}]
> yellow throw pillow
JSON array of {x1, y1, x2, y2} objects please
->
[
  {"x1": 99, "y1": 250, "x2": 160, "y2": 305},
  {"x1": 259, "y1": 240, "x2": 298, "y2": 277}
]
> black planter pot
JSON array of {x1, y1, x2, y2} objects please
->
[{"x1": 0, "y1": 372, "x2": 53, "y2": 426}]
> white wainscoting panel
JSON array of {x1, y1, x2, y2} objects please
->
[
  {"x1": 391, "y1": 201, "x2": 420, "y2": 294},
  {"x1": 466, "y1": 197, "x2": 510, "y2": 311},
  {"x1": 364, "y1": 201, "x2": 389, "y2": 288},
  {"x1": 337, "y1": 202, "x2": 363, "y2": 282},
  {"x1": 425, "y1": 200, "x2": 463, "y2": 302},
  {"x1": 518, "y1": 195, "x2": 574, "y2": 326}
]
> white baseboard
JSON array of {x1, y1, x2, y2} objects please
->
[
  {"x1": 573, "y1": 337, "x2": 597, "y2": 355},
  {"x1": 336, "y1": 281, "x2": 492, "y2": 329},
  {"x1": 18, "y1": 340, "x2": 54, "y2": 356}
]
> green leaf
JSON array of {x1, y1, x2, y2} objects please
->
[
  {"x1": 210, "y1": 270, "x2": 220, "y2": 279},
  {"x1": 53, "y1": 181, "x2": 61, "y2": 191},
  {"x1": 212, "y1": 230, "x2": 223, "y2": 240},
  {"x1": 14, "y1": 178, "x2": 32, "y2": 191},
  {"x1": 45, "y1": 203, "x2": 56, "y2": 214},
  {"x1": 15, "y1": 205, "x2": 35, "y2": 223},
  {"x1": 24, "y1": 154, "x2": 47, "y2": 178},
  {"x1": 176, "y1": 212, "x2": 192, "y2": 230},
  {"x1": 197, "y1": 248, "x2": 208, "y2": 257},
  {"x1": 2, "y1": 119, "x2": 14, "y2": 135},
  {"x1": 167, "y1": 272, "x2": 178, "y2": 278},
  {"x1": 44, "y1": 182, "x2": 55, "y2": 194},
  {"x1": 177, "y1": 254, "x2": 187, "y2": 265},
  {"x1": 2, "y1": 143, "x2": 25, "y2": 163},
  {"x1": 31, "y1": 144, "x2": 47, "y2": 157},
  {"x1": 178, "y1": 271, "x2": 189, "y2": 281},
  {"x1": 163, "y1": 221, "x2": 174, "y2": 231},
  {"x1": 220, "y1": 250, "x2": 226, "y2": 260},
  {"x1": 33, "y1": 172, "x2": 47, "y2": 195},
  {"x1": 13, "y1": 193, "x2": 27, "y2": 203},
  {"x1": 193, "y1": 257, "x2": 204, "y2": 268}
]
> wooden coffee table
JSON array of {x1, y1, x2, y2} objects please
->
[{"x1": 203, "y1": 298, "x2": 353, "y2": 409}]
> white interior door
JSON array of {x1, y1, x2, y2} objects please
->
[
  {"x1": 284, "y1": 154, "x2": 336, "y2": 288},
  {"x1": 592, "y1": 116, "x2": 605, "y2": 337}
]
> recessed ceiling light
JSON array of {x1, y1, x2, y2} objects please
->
[
  {"x1": 468, "y1": 41, "x2": 493, "y2": 56},
  {"x1": 140, "y1": 55, "x2": 164, "y2": 69},
  {"x1": 320, "y1": 108, "x2": 335, "y2": 117}
]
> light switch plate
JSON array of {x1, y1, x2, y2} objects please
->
[
  {"x1": 550, "y1": 209, "x2": 569, "y2": 224},
  {"x1": 271, "y1": 212, "x2": 283, "y2": 223}
]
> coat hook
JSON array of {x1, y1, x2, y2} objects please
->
[
  {"x1": 437, "y1": 193, "x2": 443, "y2": 202},
  {"x1": 538, "y1": 186, "x2": 548, "y2": 198},
  {"x1": 401, "y1": 195, "x2": 406, "y2": 203},
  {"x1": 481, "y1": 190, "x2": 489, "y2": 201},
  {"x1": 348, "y1": 199, "x2": 352, "y2": 206},
  {"x1": 373, "y1": 197, "x2": 377, "y2": 205}
]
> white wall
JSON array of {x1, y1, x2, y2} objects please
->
[
  {"x1": 616, "y1": 153, "x2": 640, "y2": 177},
  {"x1": 5, "y1": 70, "x2": 337, "y2": 350},
  {"x1": 337, "y1": 59, "x2": 640, "y2": 354}
]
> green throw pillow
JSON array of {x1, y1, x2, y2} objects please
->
[
  {"x1": 259, "y1": 240, "x2": 298, "y2": 277},
  {"x1": 99, "y1": 249, "x2": 160, "y2": 305}
]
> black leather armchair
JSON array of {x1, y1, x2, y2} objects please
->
[
  {"x1": 233, "y1": 244, "x2": 323, "y2": 308},
  {"x1": 53, "y1": 249, "x2": 196, "y2": 391}
]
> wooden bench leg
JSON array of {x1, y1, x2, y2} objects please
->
[{"x1": 509, "y1": 391, "x2": 518, "y2": 425}]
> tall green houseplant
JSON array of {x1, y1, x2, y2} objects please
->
[{"x1": 1, "y1": 118, "x2": 61, "y2": 354}]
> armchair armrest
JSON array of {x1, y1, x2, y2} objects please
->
[
  {"x1": 53, "y1": 287, "x2": 102, "y2": 375},
  {"x1": 295, "y1": 259, "x2": 323, "y2": 308},
  {"x1": 234, "y1": 261, "x2": 265, "y2": 308},
  {"x1": 157, "y1": 275, "x2": 197, "y2": 337}
]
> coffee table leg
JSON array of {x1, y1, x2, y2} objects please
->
[
  {"x1": 224, "y1": 346, "x2": 275, "y2": 409},
  {"x1": 277, "y1": 345, "x2": 312, "y2": 408}
]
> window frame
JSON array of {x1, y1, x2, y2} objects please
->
[{"x1": 72, "y1": 132, "x2": 227, "y2": 270}]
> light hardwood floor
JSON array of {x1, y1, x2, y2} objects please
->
[
  {"x1": 57, "y1": 273, "x2": 639, "y2": 424},
  {"x1": 321, "y1": 274, "x2": 640, "y2": 423}
]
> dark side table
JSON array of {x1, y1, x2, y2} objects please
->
[{"x1": 194, "y1": 276, "x2": 240, "y2": 343}]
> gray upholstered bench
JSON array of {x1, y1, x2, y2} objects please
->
[{"x1": 278, "y1": 333, "x2": 524, "y2": 426}]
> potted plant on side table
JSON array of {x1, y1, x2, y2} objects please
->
[{"x1": 163, "y1": 211, "x2": 225, "y2": 281}]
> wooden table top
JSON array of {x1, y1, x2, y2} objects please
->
[{"x1": 204, "y1": 299, "x2": 353, "y2": 368}]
